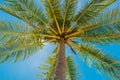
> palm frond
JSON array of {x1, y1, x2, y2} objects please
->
[
  {"x1": 38, "y1": 55, "x2": 56, "y2": 80},
  {"x1": 0, "y1": 21, "x2": 59, "y2": 42},
  {"x1": 70, "y1": 33, "x2": 120, "y2": 45},
  {"x1": 66, "y1": 56, "x2": 80, "y2": 80},
  {"x1": 74, "y1": 0, "x2": 115, "y2": 24},
  {"x1": 66, "y1": 7, "x2": 120, "y2": 40},
  {"x1": 0, "y1": 21, "x2": 31, "y2": 47},
  {"x1": 79, "y1": 7, "x2": 120, "y2": 33},
  {"x1": 0, "y1": 21, "x2": 58, "y2": 63},
  {"x1": 0, "y1": 42, "x2": 43, "y2": 63},
  {"x1": 40, "y1": 0, "x2": 62, "y2": 34},
  {"x1": 0, "y1": 33, "x2": 43, "y2": 63},
  {"x1": 62, "y1": 0, "x2": 78, "y2": 32},
  {"x1": 78, "y1": 44, "x2": 120, "y2": 80},
  {"x1": 68, "y1": 41, "x2": 120, "y2": 80},
  {"x1": 0, "y1": 21, "x2": 45, "y2": 63},
  {"x1": 73, "y1": 7, "x2": 120, "y2": 45},
  {"x1": 66, "y1": 0, "x2": 116, "y2": 35},
  {"x1": 0, "y1": 0, "x2": 49, "y2": 32}
]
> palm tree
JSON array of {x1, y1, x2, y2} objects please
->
[{"x1": 0, "y1": 0, "x2": 120, "y2": 80}]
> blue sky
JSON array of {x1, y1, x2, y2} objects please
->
[{"x1": 0, "y1": 0, "x2": 120, "y2": 80}]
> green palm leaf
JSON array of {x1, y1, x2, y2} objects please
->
[
  {"x1": 67, "y1": 7, "x2": 120, "y2": 45},
  {"x1": 0, "y1": 21, "x2": 44, "y2": 63},
  {"x1": 68, "y1": 41, "x2": 120, "y2": 80},
  {"x1": 66, "y1": 56, "x2": 80, "y2": 80},
  {"x1": 0, "y1": 44, "x2": 42, "y2": 63},
  {"x1": 38, "y1": 55, "x2": 56, "y2": 80},
  {"x1": 78, "y1": 7, "x2": 120, "y2": 45},
  {"x1": 78, "y1": 44, "x2": 120, "y2": 80},
  {"x1": 38, "y1": 55, "x2": 80, "y2": 80},
  {"x1": 74, "y1": 0, "x2": 115, "y2": 24},
  {"x1": 62, "y1": 0, "x2": 78, "y2": 32},
  {"x1": 0, "y1": 0, "x2": 48, "y2": 32},
  {"x1": 40, "y1": 0, "x2": 62, "y2": 34}
]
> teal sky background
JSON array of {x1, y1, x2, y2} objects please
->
[{"x1": 0, "y1": 0, "x2": 120, "y2": 80}]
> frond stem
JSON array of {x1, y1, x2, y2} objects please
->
[
  {"x1": 47, "y1": 0, "x2": 62, "y2": 34},
  {"x1": 70, "y1": 33, "x2": 120, "y2": 40}
]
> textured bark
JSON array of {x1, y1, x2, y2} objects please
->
[{"x1": 54, "y1": 38, "x2": 67, "y2": 80}]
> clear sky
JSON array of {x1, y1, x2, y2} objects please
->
[{"x1": 0, "y1": 0, "x2": 120, "y2": 80}]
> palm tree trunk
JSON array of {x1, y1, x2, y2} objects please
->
[{"x1": 54, "y1": 38, "x2": 67, "y2": 80}]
